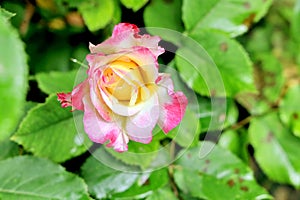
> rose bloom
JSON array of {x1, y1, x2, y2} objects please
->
[{"x1": 58, "y1": 23, "x2": 187, "y2": 152}]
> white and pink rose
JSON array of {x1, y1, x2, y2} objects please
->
[{"x1": 58, "y1": 23, "x2": 187, "y2": 152}]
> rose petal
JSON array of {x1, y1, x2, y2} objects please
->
[
  {"x1": 89, "y1": 23, "x2": 164, "y2": 59},
  {"x1": 82, "y1": 95, "x2": 129, "y2": 152},
  {"x1": 125, "y1": 94, "x2": 160, "y2": 144},
  {"x1": 89, "y1": 69, "x2": 113, "y2": 121},
  {"x1": 156, "y1": 74, "x2": 188, "y2": 133}
]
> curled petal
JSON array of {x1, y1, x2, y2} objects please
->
[
  {"x1": 57, "y1": 92, "x2": 72, "y2": 108},
  {"x1": 156, "y1": 74, "x2": 188, "y2": 133},
  {"x1": 82, "y1": 95, "x2": 129, "y2": 152},
  {"x1": 57, "y1": 80, "x2": 89, "y2": 111}
]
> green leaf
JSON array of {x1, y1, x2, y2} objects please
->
[
  {"x1": 12, "y1": 95, "x2": 92, "y2": 163},
  {"x1": 144, "y1": 0, "x2": 183, "y2": 32},
  {"x1": 249, "y1": 113, "x2": 300, "y2": 188},
  {"x1": 291, "y1": 0, "x2": 300, "y2": 44},
  {"x1": 36, "y1": 70, "x2": 77, "y2": 94},
  {"x1": 78, "y1": 0, "x2": 114, "y2": 32},
  {"x1": 236, "y1": 53, "x2": 285, "y2": 115},
  {"x1": 182, "y1": 0, "x2": 273, "y2": 37},
  {"x1": 106, "y1": 140, "x2": 160, "y2": 170},
  {"x1": 176, "y1": 30, "x2": 256, "y2": 97},
  {"x1": 0, "y1": 10, "x2": 28, "y2": 142},
  {"x1": 0, "y1": 156, "x2": 90, "y2": 200},
  {"x1": 279, "y1": 84, "x2": 300, "y2": 137},
  {"x1": 81, "y1": 149, "x2": 140, "y2": 199},
  {"x1": 174, "y1": 141, "x2": 272, "y2": 199},
  {"x1": 120, "y1": 0, "x2": 148, "y2": 11},
  {"x1": 145, "y1": 187, "x2": 178, "y2": 200},
  {"x1": 0, "y1": 139, "x2": 19, "y2": 161},
  {"x1": 112, "y1": 168, "x2": 169, "y2": 199},
  {"x1": 199, "y1": 97, "x2": 238, "y2": 132},
  {"x1": 218, "y1": 129, "x2": 249, "y2": 162}
]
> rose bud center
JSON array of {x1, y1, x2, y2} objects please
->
[{"x1": 100, "y1": 57, "x2": 152, "y2": 106}]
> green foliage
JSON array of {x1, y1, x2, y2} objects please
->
[
  {"x1": 249, "y1": 113, "x2": 300, "y2": 188},
  {"x1": 0, "y1": 10, "x2": 28, "y2": 142},
  {"x1": 78, "y1": 0, "x2": 114, "y2": 32},
  {"x1": 12, "y1": 95, "x2": 92, "y2": 162},
  {"x1": 174, "y1": 141, "x2": 272, "y2": 199},
  {"x1": 182, "y1": 0, "x2": 273, "y2": 37},
  {"x1": 176, "y1": 30, "x2": 256, "y2": 97},
  {"x1": 0, "y1": 156, "x2": 90, "y2": 199}
]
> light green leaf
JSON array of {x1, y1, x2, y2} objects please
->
[
  {"x1": 174, "y1": 141, "x2": 272, "y2": 199},
  {"x1": 0, "y1": 7, "x2": 15, "y2": 20},
  {"x1": 182, "y1": 0, "x2": 273, "y2": 37},
  {"x1": 218, "y1": 129, "x2": 249, "y2": 162},
  {"x1": 249, "y1": 113, "x2": 300, "y2": 188},
  {"x1": 0, "y1": 156, "x2": 90, "y2": 200},
  {"x1": 279, "y1": 84, "x2": 300, "y2": 137},
  {"x1": 78, "y1": 0, "x2": 114, "y2": 32},
  {"x1": 81, "y1": 149, "x2": 140, "y2": 199},
  {"x1": 36, "y1": 70, "x2": 77, "y2": 94},
  {"x1": 120, "y1": 0, "x2": 148, "y2": 11},
  {"x1": 144, "y1": 0, "x2": 183, "y2": 32},
  {"x1": 291, "y1": 0, "x2": 300, "y2": 44},
  {"x1": 145, "y1": 187, "x2": 178, "y2": 200},
  {"x1": 199, "y1": 97, "x2": 238, "y2": 132},
  {"x1": 106, "y1": 140, "x2": 160, "y2": 170},
  {"x1": 0, "y1": 10, "x2": 28, "y2": 142},
  {"x1": 112, "y1": 168, "x2": 169, "y2": 199},
  {"x1": 176, "y1": 30, "x2": 256, "y2": 97},
  {"x1": 12, "y1": 95, "x2": 92, "y2": 163}
]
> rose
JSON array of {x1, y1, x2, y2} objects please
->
[{"x1": 57, "y1": 23, "x2": 187, "y2": 152}]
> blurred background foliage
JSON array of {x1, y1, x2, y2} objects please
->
[{"x1": 0, "y1": 0, "x2": 300, "y2": 199}]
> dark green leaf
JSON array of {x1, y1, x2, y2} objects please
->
[
  {"x1": 249, "y1": 113, "x2": 300, "y2": 188},
  {"x1": 12, "y1": 95, "x2": 92, "y2": 162},
  {"x1": 0, "y1": 10, "x2": 28, "y2": 142},
  {"x1": 0, "y1": 156, "x2": 90, "y2": 200},
  {"x1": 174, "y1": 141, "x2": 272, "y2": 199},
  {"x1": 182, "y1": 0, "x2": 273, "y2": 37}
]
